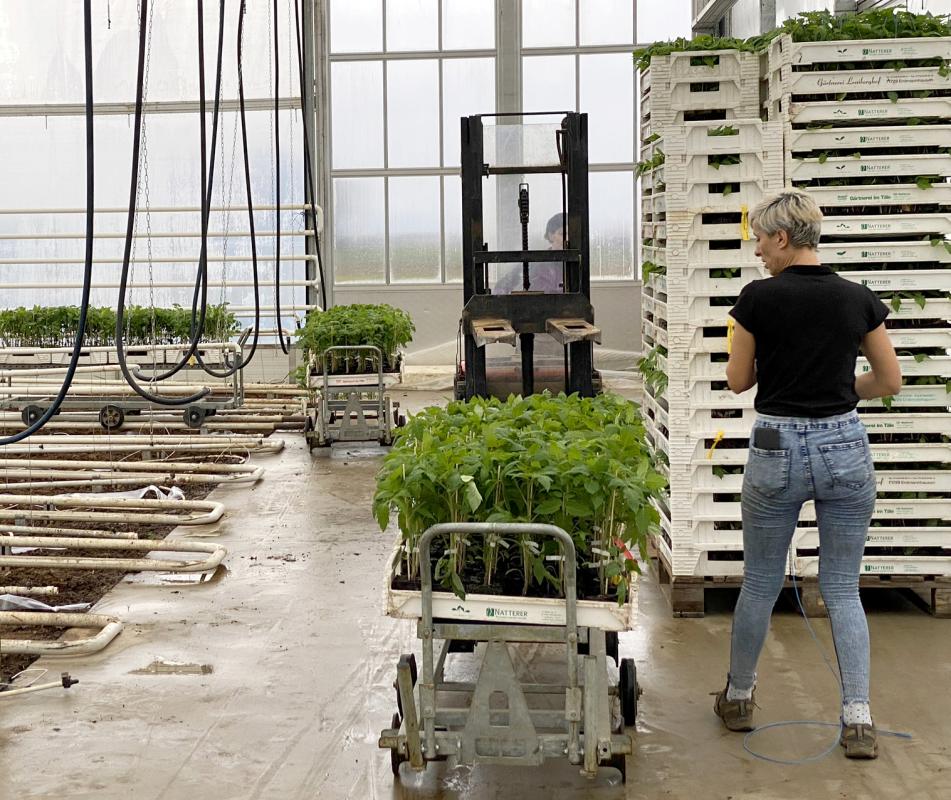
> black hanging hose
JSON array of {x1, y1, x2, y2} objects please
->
[
  {"x1": 0, "y1": 0, "x2": 98, "y2": 444},
  {"x1": 188, "y1": 0, "x2": 262, "y2": 379},
  {"x1": 273, "y1": 0, "x2": 290, "y2": 354},
  {"x1": 115, "y1": 0, "x2": 209, "y2": 405},
  {"x1": 293, "y1": 0, "x2": 327, "y2": 311},
  {"x1": 133, "y1": 0, "x2": 227, "y2": 386}
]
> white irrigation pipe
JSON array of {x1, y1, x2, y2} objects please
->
[
  {"x1": 0, "y1": 458, "x2": 262, "y2": 476},
  {"x1": 0, "y1": 228, "x2": 314, "y2": 240},
  {"x1": 0, "y1": 443, "x2": 280, "y2": 456},
  {"x1": 0, "y1": 611, "x2": 122, "y2": 656},
  {"x1": 0, "y1": 422, "x2": 281, "y2": 433},
  {"x1": 0, "y1": 524, "x2": 137, "y2": 540},
  {"x1": 0, "y1": 536, "x2": 227, "y2": 573},
  {"x1": 0, "y1": 495, "x2": 224, "y2": 526},
  {"x1": 0, "y1": 203, "x2": 313, "y2": 214},
  {"x1": 0, "y1": 679, "x2": 75, "y2": 699},
  {"x1": 0, "y1": 471, "x2": 261, "y2": 490},
  {"x1": 0, "y1": 280, "x2": 319, "y2": 290},
  {"x1": 3, "y1": 434, "x2": 277, "y2": 444},
  {"x1": 0, "y1": 586, "x2": 58, "y2": 596},
  {"x1": 0, "y1": 342, "x2": 240, "y2": 356},
  {"x1": 0, "y1": 254, "x2": 319, "y2": 264}
]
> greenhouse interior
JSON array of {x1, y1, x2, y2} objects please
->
[{"x1": 1, "y1": 1, "x2": 950, "y2": 797}]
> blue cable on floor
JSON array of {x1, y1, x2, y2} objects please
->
[{"x1": 740, "y1": 549, "x2": 913, "y2": 765}]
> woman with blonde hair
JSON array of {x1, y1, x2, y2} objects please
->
[{"x1": 712, "y1": 189, "x2": 901, "y2": 759}]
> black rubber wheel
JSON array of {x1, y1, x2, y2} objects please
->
[
  {"x1": 619, "y1": 658, "x2": 638, "y2": 727},
  {"x1": 393, "y1": 654, "x2": 418, "y2": 718},
  {"x1": 390, "y1": 712, "x2": 405, "y2": 776},
  {"x1": 606, "y1": 631, "x2": 619, "y2": 666},
  {"x1": 184, "y1": 406, "x2": 206, "y2": 429},
  {"x1": 608, "y1": 753, "x2": 627, "y2": 783},
  {"x1": 21, "y1": 405, "x2": 44, "y2": 426},
  {"x1": 98, "y1": 404, "x2": 125, "y2": 430}
]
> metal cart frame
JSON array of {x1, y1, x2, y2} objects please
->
[
  {"x1": 379, "y1": 522, "x2": 637, "y2": 782},
  {"x1": 307, "y1": 345, "x2": 401, "y2": 448}
]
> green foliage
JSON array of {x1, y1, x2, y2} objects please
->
[
  {"x1": 632, "y1": 10, "x2": 951, "y2": 71},
  {"x1": 374, "y1": 393, "x2": 666, "y2": 603},
  {"x1": 778, "y1": 9, "x2": 951, "y2": 42},
  {"x1": 637, "y1": 346, "x2": 668, "y2": 397},
  {"x1": 641, "y1": 260, "x2": 666, "y2": 284},
  {"x1": 0, "y1": 304, "x2": 238, "y2": 348},
  {"x1": 296, "y1": 303, "x2": 414, "y2": 374},
  {"x1": 707, "y1": 125, "x2": 739, "y2": 137},
  {"x1": 635, "y1": 148, "x2": 665, "y2": 177},
  {"x1": 708, "y1": 153, "x2": 742, "y2": 170}
]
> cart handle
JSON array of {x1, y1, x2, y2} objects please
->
[{"x1": 417, "y1": 522, "x2": 578, "y2": 635}]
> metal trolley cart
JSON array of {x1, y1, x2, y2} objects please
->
[
  {"x1": 380, "y1": 523, "x2": 641, "y2": 782},
  {"x1": 0, "y1": 342, "x2": 245, "y2": 430},
  {"x1": 306, "y1": 346, "x2": 403, "y2": 448}
]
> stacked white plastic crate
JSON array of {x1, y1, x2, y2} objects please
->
[
  {"x1": 639, "y1": 49, "x2": 785, "y2": 604},
  {"x1": 766, "y1": 33, "x2": 951, "y2": 596}
]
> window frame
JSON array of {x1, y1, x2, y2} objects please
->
[{"x1": 321, "y1": 0, "x2": 640, "y2": 287}]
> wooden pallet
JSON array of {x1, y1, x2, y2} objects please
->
[{"x1": 651, "y1": 548, "x2": 951, "y2": 619}]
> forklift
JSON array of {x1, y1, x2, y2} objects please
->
[{"x1": 455, "y1": 111, "x2": 601, "y2": 400}]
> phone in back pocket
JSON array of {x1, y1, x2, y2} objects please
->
[{"x1": 753, "y1": 427, "x2": 782, "y2": 450}]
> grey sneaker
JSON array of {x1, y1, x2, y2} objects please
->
[
  {"x1": 840, "y1": 722, "x2": 878, "y2": 759},
  {"x1": 712, "y1": 684, "x2": 756, "y2": 732}
]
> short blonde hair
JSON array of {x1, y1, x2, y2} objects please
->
[{"x1": 749, "y1": 190, "x2": 823, "y2": 250}]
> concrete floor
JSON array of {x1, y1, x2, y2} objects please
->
[{"x1": 1, "y1": 390, "x2": 950, "y2": 800}]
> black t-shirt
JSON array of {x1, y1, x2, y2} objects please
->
[{"x1": 729, "y1": 265, "x2": 889, "y2": 417}]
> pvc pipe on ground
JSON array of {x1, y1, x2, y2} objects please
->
[
  {"x1": 0, "y1": 458, "x2": 261, "y2": 475},
  {"x1": 0, "y1": 536, "x2": 227, "y2": 572},
  {"x1": 0, "y1": 495, "x2": 224, "y2": 526},
  {"x1": 0, "y1": 442, "x2": 283, "y2": 456},
  {"x1": 0, "y1": 465, "x2": 263, "y2": 486},
  {"x1": 0, "y1": 586, "x2": 58, "y2": 596},
  {"x1": 0, "y1": 475, "x2": 254, "y2": 491},
  {"x1": 0, "y1": 680, "x2": 73, "y2": 699},
  {"x1": 0, "y1": 611, "x2": 122, "y2": 656},
  {"x1": 0, "y1": 525, "x2": 138, "y2": 539}
]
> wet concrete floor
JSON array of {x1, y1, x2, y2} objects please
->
[{"x1": 0, "y1": 390, "x2": 949, "y2": 799}]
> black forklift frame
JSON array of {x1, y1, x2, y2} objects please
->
[{"x1": 458, "y1": 111, "x2": 598, "y2": 400}]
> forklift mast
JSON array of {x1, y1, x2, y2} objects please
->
[{"x1": 456, "y1": 112, "x2": 601, "y2": 401}]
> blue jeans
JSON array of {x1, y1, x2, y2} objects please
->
[{"x1": 729, "y1": 410, "x2": 877, "y2": 704}]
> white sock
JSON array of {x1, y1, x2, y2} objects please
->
[
  {"x1": 842, "y1": 701, "x2": 872, "y2": 726},
  {"x1": 726, "y1": 682, "x2": 753, "y2": 701}
]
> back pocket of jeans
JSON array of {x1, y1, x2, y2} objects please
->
[
  {"x1": 745, "y1": 447, "x2": 790, "y2": 497},
  {"x1": 818, "y1": 440, "x2": 870, "y2": 490}
]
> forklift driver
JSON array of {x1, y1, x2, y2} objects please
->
[{"x1": 493, "y1": 213, "x2": 566, "y2": 295}]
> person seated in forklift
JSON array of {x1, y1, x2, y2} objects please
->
[{"x1": 493, "y1": 212, "x2": 566, "y2": 295}]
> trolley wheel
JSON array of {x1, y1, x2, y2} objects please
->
[
  {"x1": 98, "y1": 404, "x2": 125, "y2": 430},
  {"x1": 184, "y1": 406, "x2": 207, "y2": 429},
  {"x1": 607, "y1": 753, "x2": 627, "y2": 783},
  {"x1": 21, "y1": 405, "x2": 44, "y2": 426},
  {"x1": 390, "y1": 712, "x2": 406, "y2": 776},
  {"x1": 393, "y1": 653, "x2": 418, "y2": 718},
  {"x1": 619, "y1": 658, "x2": 639, "y2": 727},
  {"x1": 606, "y1": 631, "x2": 619, "y2": 666},
  {"x1": 396, "y1": 413, "x2": 407, "y2": 428}
]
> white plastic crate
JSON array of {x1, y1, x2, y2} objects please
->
[
  {"x1": 652, "y1": 528, "x2": 745, "y2": 578},
  {"x1": 661, "y1": 151, "x2": 781, "y2": 188},
  {"x1": 788, "y1": 153, "x2": 951, "y2": 182},
  {"x1": 821, "y1": 241, "x2": 951, "y2": 264},
  {"x1": 787, "y1": 124, "x2": 951, "y2": 153},
  {"x1": 767, "y1": 34, "x2": 951, "y2": 68},
  {"x1": 770, "y1": 66, "x2": 951, "y2": 101},
  {"x1": 693, "y1": 442, "x2": 951, "y2": 467},
  {"x1": 839, "y1": 269, "x2": 951, "y2": 292},
  {"x1": 661, "y1": 119, "x2": 783, "y2": 156},
  {"x1": 648, "y1": 178, "x2": 785, "y2": 214},
  {"x1": 660, "y1": 237, "x2": 759, "y2": 266},
  {"x1": 796, "y1": 526, "x2": 951, "y2": 550},
  {"x1": 806, "y1": 182, "x2": 951, "y2": 210},
  {"x1": 645, "y1": 48, "x2": 761, "y2": 82},
  {"x1": 775, "y1": 96, "x2": 951, "y2": 125},
  {"x1": 796, "y1": 556, "x2": 951, "y2": 578},
  {"x1": 675, "y1": 495, "x2": 951, "y2": 524},
  {"x1": 823, "y1": 213, "x2": 951, "y2": 238}
]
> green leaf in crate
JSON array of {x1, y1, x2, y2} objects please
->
[
  {"x1": 912, "y1": 293, "x2": 927, "y2": 310},
  {"x1": 916, "y1": 176, "x2": 934, "y2": 190},
  {"x1": 450, "y1": 571, "x2": 466, "y2": 600},
  {"x1": 890, "y1": 295, "x2": 902, "y2": 313},
  {"x1": 817, "y1": 152, "x2": 828, "y2": 164},
  {"x1": 887, "y1": 91, "x2": 899, "y2": 103},
  {"x1": 712, "y1": 465, "x2": 727, "y2": 479},
  {"x1": 534, "y1": 498, "x2": 563, "y2": 516},
  {"x1": 461, "y1": 475, "x2": 483, "y2": 512}
]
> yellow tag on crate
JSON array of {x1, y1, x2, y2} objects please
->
[
  {"x1": 740, "y1": 204, "x2": 750, "y2": 241},
  {"x1": 726, "y1": 317, "x2": 735, "y2": 355},
  {"x1": 706, "y1": 430, "x2": 725, "y2": 460}
]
